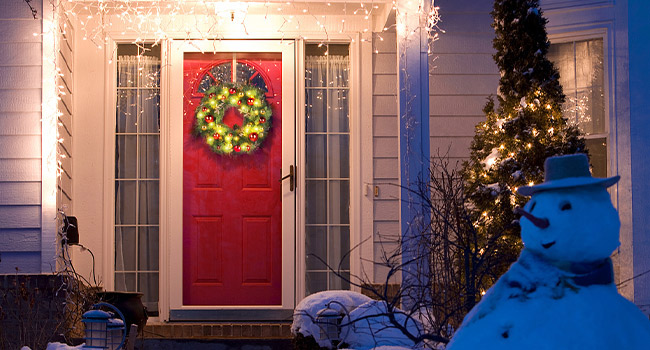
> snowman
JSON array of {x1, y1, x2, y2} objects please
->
[{"x1": 447, "y1": 154, "x2": 650, "y2": 350}]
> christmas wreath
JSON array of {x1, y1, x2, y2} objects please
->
[{"x1": 194, "y1": 83, "x2": 272, "y2": 155}]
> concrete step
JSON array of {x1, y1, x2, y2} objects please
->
[{"x1": 143, "y1": 322, "x2": 293, "y2": 340}]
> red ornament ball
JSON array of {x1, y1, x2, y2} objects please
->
[
  {"x1": 204, "y1": 114, "x2": 215, "y2": 123},
  {"x1": 246, "y1": 145, "x2": 251, "y2": 151},
  {"x1": 220, "y1": 95, "x2": 226, "y2": 100},
  {"x1": 247, "y1": 98, "x2": 255, "y2": 106},
  {"x1": 259, "y1": 117, "x2": 266, "y2": 124},
  {"x1": 216, "y1": 145, "x2": 221, "y2": 150},
  {"x1": 233, "y1": 145, "x2": 241, "y2": 152},
  {"x1": 237, "y1": 100, "x2": 242, "y2": 106},
  {"x1": 208, "y1": 93, "x2": 216, "y2": 99},
  {"x1": 213, "y1": 133, "x2": 221, "y2": 140},
  {"x1": 229, "y1": 88, "x2": 237, "y2": 94},
  {"x1": 202, "y1": 106, "x2": 209, "y2": 112},
  {"x1": 249, "y1": 133, "x2": 258, "y2": 142}
]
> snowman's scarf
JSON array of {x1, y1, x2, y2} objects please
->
[
  {"x1": 467, "y1": 249, "x2": 614, "y2": 323},
  {"x1": 553, "y1": 255, "x2": 614, "y2": 287}
]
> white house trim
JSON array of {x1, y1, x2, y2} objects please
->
[
  {"x1": 41, "y1": 0, "x2": 59, "y2": 273},
  {"x1": 102, "y1": 37, "x2": 118, "y2": 293}
]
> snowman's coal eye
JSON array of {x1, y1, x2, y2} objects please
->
[{"x1": 560, "y1": 201, "x2": 572, "y2": 211}]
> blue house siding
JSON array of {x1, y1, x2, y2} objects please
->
[{"x1": 0, "y1": 1, "x2": 43, "y2": 274}]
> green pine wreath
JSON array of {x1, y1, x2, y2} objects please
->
[{"x1": 194, "y1": 82, "x2": 272, "y2": 155}]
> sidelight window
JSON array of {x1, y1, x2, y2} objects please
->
[
  {"x1": 114, "y1": 45, "x2": 161, "y2": 315},
  {"x1": 304, "y1": 44, "x2": 351, "y2": 295}
]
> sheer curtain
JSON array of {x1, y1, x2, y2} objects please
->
[
  {"x1": 304, "y1": 54, "x2": 351, "y2": 294},
  {"x1": 115, "y1": 55, "x2": 161, "y2": 314}
]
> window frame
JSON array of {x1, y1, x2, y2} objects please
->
[{"x1": 548, "y1": 30, "x2": 613, "y2": 178}]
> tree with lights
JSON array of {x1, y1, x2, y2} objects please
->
[{"x1": 460, "y1": 0, "x2": 586, "y2": 294}]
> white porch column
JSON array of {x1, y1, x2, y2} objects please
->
[
  {"x1": 626, "y1": 0, "x2": 650, "y2": 316},
  {"x1": 396, "y1": 0, "x2": 431, "y2": 311}
]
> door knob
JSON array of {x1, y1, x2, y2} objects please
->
[{"x1": 280, "y1": 165, "x2": 295, "y2": 191}]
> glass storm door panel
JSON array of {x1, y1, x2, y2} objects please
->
[{"x1": 182, "y1": 53, "x2": 283, "y2": 305}]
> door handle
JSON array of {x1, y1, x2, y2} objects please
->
[{"x1": 280, "y1": 165, "x2": 295, "y2": 191}]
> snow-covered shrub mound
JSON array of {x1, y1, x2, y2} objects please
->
[
  {"x1": 45, "y1": 343, "x2": 84, "y2": 350},
  {"x1": 292, "y1": 290, "x2": 372, "y2": 349},
  {"x1": 340, "y1": 347, "x2": 414, "y2": 350},
  {"x1": 341, "y1": 300, "x2": 424, "y2": 350}
]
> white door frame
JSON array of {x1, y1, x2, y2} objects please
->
[{"x1": 163, "y1": 39, "x2": 296, "y2": 320}]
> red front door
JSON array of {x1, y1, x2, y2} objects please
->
[{"x1": 182, "y1": 53, "x2": 283, "y2": 305}]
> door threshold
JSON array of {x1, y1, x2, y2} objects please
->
[{"x1": 169, "y1": 309, "x2": 293, "y2": 321}]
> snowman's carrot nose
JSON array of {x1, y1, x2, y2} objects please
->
[{"x1": 515, "y1": 207, "x2": 550, "y2": 229}]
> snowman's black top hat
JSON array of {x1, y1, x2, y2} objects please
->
[{"x1": 517, "y1": 153, "x2": 620, "y2": 196}]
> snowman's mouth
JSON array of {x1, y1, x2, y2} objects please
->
[{"x1": 542, "y1": 241, "x2": 556, "y2": 249}]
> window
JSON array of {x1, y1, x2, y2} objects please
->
[
  {"x1": 548, "y1": 38, "x2": 607, "y2": 177},
  {"x1": 195, "y1": 59, "x2": 270, "y2": 93},
  {"x1": 304, "y1": 44, "x2": 351, "y2": 295},
  {"x1": 114, "y1": 45, "x2": 161, "y2": 315}
]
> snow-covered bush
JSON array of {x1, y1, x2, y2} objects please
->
[
  {"x1": 341, "y1": 300, "x2": 424, "y2": 350},
  {"x1": 292, "y1": 291, "x2": 372, "y2": 349},
  {"x1": 45, "y1": 342, "x2": 85, "y2": 350},
  {"x1": 292, "y1": 291, "x2": 434, "y2": 350}
]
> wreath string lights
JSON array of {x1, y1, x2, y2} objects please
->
[{"x1": 194, "y1": 82, "x2": 272, "y2": 155}]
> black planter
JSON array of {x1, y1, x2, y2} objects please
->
[{"x1": 97, "y1": 291, "x2": 148, "y2": 335}]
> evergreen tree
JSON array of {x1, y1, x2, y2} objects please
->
[{"x1": 460, "y1": 0, "x2": 586, "y2": 297}]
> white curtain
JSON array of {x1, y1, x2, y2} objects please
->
[{"x1": 115, "y1": 55, "x2": 161, "y2": 313}]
